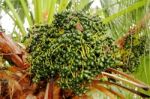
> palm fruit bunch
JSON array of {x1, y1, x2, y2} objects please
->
[
  {"x1": 27, "y1": 11, "x2": 146, "y2": 95},
  {"x1": 118, "y1": 33, "x2": 146, "y2": 72}
]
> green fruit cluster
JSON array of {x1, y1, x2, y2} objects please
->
[
  {"x1": 27, "y1": 11, "x2": 146, "y2": 95},
  {"x1": 27, "y1": 11, "x2": 118, "y2": 95},
  {"x1": 120, "y1": 34, "x2": 146, "y2": 72}
]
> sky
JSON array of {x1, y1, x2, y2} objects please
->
[{"x1": 0, "y1": 0, "x2": 101, "y2": 33}]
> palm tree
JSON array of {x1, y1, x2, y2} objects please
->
[
  {"x1": 0, "y1": 0, "x2": 150, "y2": 98},
  {"x1": 100, "y1": 0, "x2": 150, "y2": 97}
]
